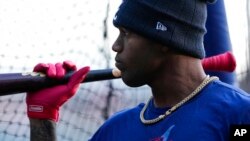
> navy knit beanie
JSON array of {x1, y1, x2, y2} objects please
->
[{"x1": 113, "y1": 0, "x2": 217, "y2": 59}]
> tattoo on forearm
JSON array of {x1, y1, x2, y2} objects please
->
[{"x1": 30, "y1": 119, "x2": 57, "y2": 141}]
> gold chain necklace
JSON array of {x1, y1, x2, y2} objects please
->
[{"x1": 140, "y1": 75, "x2": 219, "y2": 125}]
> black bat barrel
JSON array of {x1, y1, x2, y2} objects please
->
[{"x1": 0, "y1": 69, "x2": 120, "y2": 96}]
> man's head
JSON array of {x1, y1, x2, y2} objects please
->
[
  {"x1": 113, "y1": 0, "x2": 216, "y2": 59},
  {"x1": 112, "y1": 27, "x2": 167, "y2": 87}
]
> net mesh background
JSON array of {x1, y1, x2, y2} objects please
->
[{"x1": 0, "y1": 0, "x2": 151, "y2": 140}]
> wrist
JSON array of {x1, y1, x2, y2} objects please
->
[
  {"x1": 29, "y1": 118, "x2": 57, "y2": 141},
  {"x1": 27, "y1": 104, "x2": 59, "y2": 122}
]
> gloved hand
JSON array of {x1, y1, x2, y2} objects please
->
[{"x1": 26, "y1": 61, "x2": 90, "y2": 122}]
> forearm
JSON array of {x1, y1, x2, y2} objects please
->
[{"x1": 29, "y1": 118, "x2": 57, "y2": 141}]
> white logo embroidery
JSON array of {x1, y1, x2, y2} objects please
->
[
  {"x1": 113, "y1": 15, "x2": 117, "y2": 21},
  {"x1": 156, "y1": 22, "x2": 167, "y2": 31},
  {"x1": 29, "y1": 105, "x2": 43, "y2": 112}
]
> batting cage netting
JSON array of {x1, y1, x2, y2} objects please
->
[{"x1": 0, "y1": 0, "x2": 151, "y2": 140}]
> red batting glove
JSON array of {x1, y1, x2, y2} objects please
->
[{"x1": 26, "y1": 61, "x2": 90, "y2": 122}]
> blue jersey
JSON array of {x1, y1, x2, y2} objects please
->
[{"x1": 89, "y1": 80, "x2": 250, "y2": 141}]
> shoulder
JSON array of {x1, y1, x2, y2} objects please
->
[
  {"x1": 104, "y1": 103, "x2": 144, "y2": 125},
  {"x1": 88, "y1": 103, "x2": 144, "y2": 141},
  {"x1": 208, "y1": 80, "x2": 250, "y2": 102},
  {"x1": 204, "y1": 79, "x2": 250, "y2": 108},
  {"x1": 204, "y1": 79, "x2": 250, "y2": 122}
]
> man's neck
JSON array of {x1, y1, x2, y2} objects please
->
[{"x1": 148, "y1": 56, "x2": 206, "y2": 108}]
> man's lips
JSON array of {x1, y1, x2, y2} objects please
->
[
  {"x1": 115, "y1": 62, "x2": 123, "y2": 71},
  {"x1": 115, "y1": 58, "x2": 125, "y2": 71}
]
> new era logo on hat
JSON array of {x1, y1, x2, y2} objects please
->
[
  {"x1": 113, "y1": 15, "x2": 117, "y2": 21},
  {"x1": 156, "y1": 22, "x2": 167, "y2": 31}
]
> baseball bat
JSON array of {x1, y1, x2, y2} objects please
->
[{"x1": 0, "y1": 51, "x2": 236, "y2": 96}]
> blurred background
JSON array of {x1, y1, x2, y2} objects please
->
[{"x1": 0, "y1": 0, "x2": 249, "y2": 140}]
